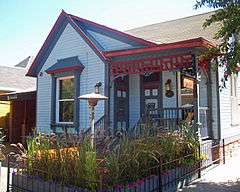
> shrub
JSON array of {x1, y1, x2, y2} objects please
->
[
  {"x1": 11, "y1": 122, "x2": 200, "y2": 190},
  {"x1": 0, "y1": 128, "x2": 5, "y2": 161}
]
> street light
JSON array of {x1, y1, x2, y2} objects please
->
[{"x1": 79, "y1": 82, "x2": 108, "y2": 146}]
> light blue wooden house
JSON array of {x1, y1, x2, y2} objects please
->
[{"x1": 27, "y1": 11, "x2": 240, "y2": 142}]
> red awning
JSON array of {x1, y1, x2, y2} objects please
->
[{"x1": 110, "y1": 53, "x2": 193, "y2": 76}]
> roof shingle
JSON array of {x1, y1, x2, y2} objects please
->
[{"x1": 126, "y1": 11, "x2": 221, "y2": 45}]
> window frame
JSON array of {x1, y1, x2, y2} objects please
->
[{"x1": 56, "y1": 75, "x2": 75, "y2": 124}]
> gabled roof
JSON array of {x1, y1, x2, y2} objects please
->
[
  {"x1": 69, "y1": 14, "x2": 157, "y2": 49},
  {"x1": 126, "y1": 11, "x2": 221, "y2": 45},
  {"x1": 0, "y1": 65, "x2": 36, "y2": 93},
  {"x1": 14, "y1": 56, "x2": 35, "y2": 69},
  {"x1": 27, "y1": 10, "x2": 156, "y2": 77}
]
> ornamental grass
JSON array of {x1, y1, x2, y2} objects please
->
[{"x1": 11, "y1": 122, "x2": 201, "y2": 191}]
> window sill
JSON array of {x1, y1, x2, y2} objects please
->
[{"x1": 51, "y1": 122, "x2": 75, "y2": 128}]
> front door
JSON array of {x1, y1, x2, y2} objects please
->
[
  {"x1": 114, "y1": 76, "x2": 129, "y2": 132},
  {"x1": 141, "y1": 73, "x2": 162, "y2": 116}
]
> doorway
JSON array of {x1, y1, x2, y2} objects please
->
[
  {"x1": 114, "y1": 76, "x2": 129, "y2": 131},
  {"x1": 140, "y1": 72, "x2": 162, "y2": 115}
]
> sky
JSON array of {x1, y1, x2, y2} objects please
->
[{"x1": 0, "y1": 0, "x2": 212, "y2": 67}]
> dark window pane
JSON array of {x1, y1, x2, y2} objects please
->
[
  {"x1": 59, "y1": 78, "x2": 74, "y2": 99},
  {"x1": 59, "y1": 101, "x2": 74, "y2": 122}
]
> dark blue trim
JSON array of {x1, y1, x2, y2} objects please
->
[
  {"x1": 29, "y1": 12, "x2": 107, "y2": 77},
  {"x1": 80, "y1": 26, "x2": 105, "y2": 51},
  {"x1": 74, "y1": 70, "x2": 80, "y2": 133},
  {"x1": 74, "y1": 19, "x2": 146, "y2": 50},
  {"x1": 50, "y1": 76, "x2": 57, "y2": 132},
  {"x1": 46, "y1": 56, "x2": 85, "y2": 73},
  {"x1": 50, "y1": 69, "x2": 81, "y2": 133},
  {"x1": 33, "y1": 18, "x2": 69, "y2": 76}
]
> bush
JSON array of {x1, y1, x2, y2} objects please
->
[
  {"x1": 0, "y1": 128, "x2": 5, "y2": 161},
  {"x1": 11, "y1": 122, "x2": 200, "y2": 190}
]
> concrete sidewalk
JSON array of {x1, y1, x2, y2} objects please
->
[
  {"x1": 0, "y1": 166, "x2": 8, "y2": 192},
  {"x1": 180, "y1": 154, "x2": 240, "y2": 192}
]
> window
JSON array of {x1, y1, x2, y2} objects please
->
[{"x1": 56, "y1": 76, "x2": 75, "y2": 123}]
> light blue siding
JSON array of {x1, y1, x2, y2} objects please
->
[
  {"x1": 218, "y1": 65, "x2": 240, "y2": 139},
  {"x1": 210, "y1": 66, "x2": 220, "y2": 139},
  {"x1": 87, "y1": 29, "x2": 137, "y2": 51},
  {"x1": 129, "y1": 74, "x2": 141, "y2": 128},
  {"x1": 199, "y1": 70, "x2": 208, "y2": 107},
  {"x1": 37, "y1": 23, "x2": 105, "y2": 133},
  {"x1": 162, "y1": 71, "x2": 177, "y2": 108}
]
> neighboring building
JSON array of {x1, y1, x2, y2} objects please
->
[
  {"x1": 26, "y1": 10, "x2": 240, "y2": 145},
  {"x1": 0, "y1": 56, "x2": 36, "y2": 143}
]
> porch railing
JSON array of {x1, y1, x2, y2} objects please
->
[
  {"x1": 133, "y1": 106, "x2": 210, "y2": 139},
  {"x1": 146, "y1": 106, "x2": 194, "y2": 131}
]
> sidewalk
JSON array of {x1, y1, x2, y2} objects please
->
[
  {"x1": 180, "y1": 154, "x2": 240, "y2": 192},
  {"x1": 0, "y1": 166, "x2": 8, "y2": 192}
]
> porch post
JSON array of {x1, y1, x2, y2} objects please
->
[
  {"x1": 207, "y1": 62, "x2": 213, "y2": 138},
  {"x1": 192, "y1": 54, "x2": 201, "y2": 138},
  {"x1": 104, "y1": 61, "x2": 110, "y2": 133}
]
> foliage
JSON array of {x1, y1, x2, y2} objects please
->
[
  {"x1": 0, "y1": 128, "x2": 5, "y2": 161},
  {"x1": 195, "y1": 0, "x2": 240, "y2": 83},
  {"x1": 11, "y1": 122, "x2": 200, "y2": 190}
]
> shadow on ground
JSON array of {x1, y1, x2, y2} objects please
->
[{"x1": 180, "y1": 181, "x2": 240, "y2": 192}]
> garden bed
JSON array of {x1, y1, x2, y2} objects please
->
[
  {"x1": 12, "y1": 164, "x2": 199, "y2": 192},
  {"x1": 10, "y1": 122, "x2": 201, "y2": 191}
]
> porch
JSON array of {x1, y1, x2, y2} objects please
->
[{"x1": 104, "y1": 39, "x2": 215, "y2": 139}]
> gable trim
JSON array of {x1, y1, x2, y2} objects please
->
[
  {"x1": 27, "y1": 11, "x2": 67, "y2": 77},
  {"x1": 66, "y1": 13, "x2": 107, "y2": 61},
  {"x1": 69, "y1": 14, "x2": 157, "y2": 47},
  {"x1": 27, "y1": 10, "x2": 107, "y2": 77}
]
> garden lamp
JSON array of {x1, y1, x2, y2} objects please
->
[{"x1": 79, "y1": 82, "x2": 108, "y2": 146}]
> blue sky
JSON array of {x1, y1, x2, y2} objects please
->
[{"x1": 0, "y1": 0, "x2": 212, "y2": 67}]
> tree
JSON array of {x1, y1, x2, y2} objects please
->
[{"x1": 195, "y1": 0, "x2": 240, "y2": 81}]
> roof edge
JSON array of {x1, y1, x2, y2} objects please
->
[
  {"x1": 27, "y1": 10, "x2": 67, "y2": 77},
  {"x1": 69, "y1": 14, "x2": 157, "y2": 47},
  {"x1": 104, "y1": 37, "x2": 216, "y2": 57},
  {"x1": 27, "y1": 10, "x2": 108, "y2": 77}
]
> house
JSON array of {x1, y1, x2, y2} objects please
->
[
  {"x1": 26, "y1": 10, "x2": 240, "y2": 145},
  {"x1": 0, "y1": 56, "x2": 36, "y2": 143}
]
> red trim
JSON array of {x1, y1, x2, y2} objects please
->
[
  {"x1": 110, "y1": 53, "x2": 193, "y2": 76},
  {"x1": 46, "y1": 66, "x2": 84, "y2": 74},
  {"x1": 105, "y1": 38, "x2": 215, "y2": 58},
  {"x1": 66, "y1": 13, "x2": 107, "y2": 61},
  {"x1": 27, "y1": 10, "x2": 107, "y2": 77},
  {"x1": 69, "y1": 14, "x2": 157, "y2": 47},
  {"x1": 27, "y1": 11, "x2": 66, "y2": 77}
]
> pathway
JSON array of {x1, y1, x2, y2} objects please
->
[{"x1": 180, "y1": 153, "x2": 240, "y2": 192}]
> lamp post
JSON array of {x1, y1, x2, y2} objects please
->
[{"x1": 79, "y1": 82, "x2": 108, "y2": 146}]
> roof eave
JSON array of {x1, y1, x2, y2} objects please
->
[
  {"x1": 68, "y1": 14, "x2": 157, "y2": 47},
  {"x1": 104, "y1": 37, "x2": 216, "y2": 58},
  {"x1": 27, "y1": 10, "x2": 108, "y2": 77}
]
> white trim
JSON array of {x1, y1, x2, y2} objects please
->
[
  {"x1": 56, "y1": 76, "x2": 75, "y2": 124},
  {"x1": 57, "y1": 75, "x2": 74, "y2": 80}
]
